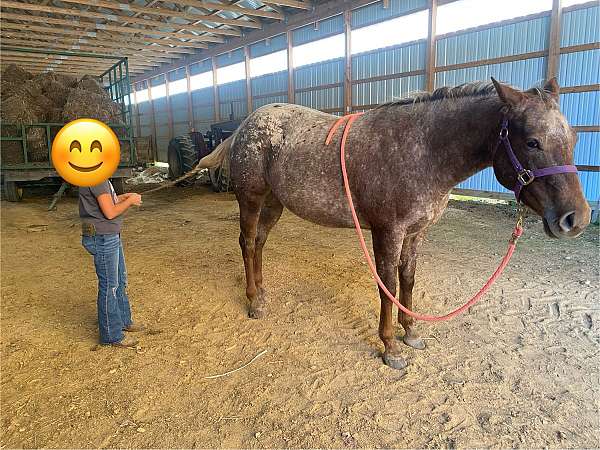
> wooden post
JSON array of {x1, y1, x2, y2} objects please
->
[
  {"x1": 287, "y1": 29, "x2": 295, "y2": 104},
  {"x1": 211, "y1": 56, "x2": 220, "y2": 121},
  {"x1": 425, "y1": 0, "x2": 438, "y2": 92},
  {"x1": 131, "y1": 83, "x2": 142, "y2": 138},
  {"x1": 147, "y1": 80, "x2": 158, "y2": 157},
  {"x1": 165, "y1": 72, "x2": 174, "y2": 140},
  {"x1": 547, "y1": 0, "x2": 563, "y2": 80},
  {"x1": 244, "y1": 45, "x2": 253, "y2": 113},
  {"x1": 185, "y1": 65, "x2": 195, "y2": 132},
  {"x1": 344, "y1": 9, "x2": 352, "y2": 113}
]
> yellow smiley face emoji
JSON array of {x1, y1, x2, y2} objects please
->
[{"x1": 51, "y1": 119, "x2": 120, "y2": 187}]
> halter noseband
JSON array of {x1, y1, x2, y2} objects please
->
[{"x1": 497, "y1": 117, "x2": 578, "y2": 201}]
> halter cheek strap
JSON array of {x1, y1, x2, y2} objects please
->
[{"x1": 497, "y1": 118, "x2": 578, "y2": 201}]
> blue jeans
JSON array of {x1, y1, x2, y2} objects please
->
[{"x1": 82, "y1": 233, "x2": 132, "y2": 344}]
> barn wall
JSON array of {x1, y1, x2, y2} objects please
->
[{"x1": 131, "y1": 1, "x2": 598, "y2": 204}]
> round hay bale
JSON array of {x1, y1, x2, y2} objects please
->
[
  {"x1": 32, "y1": 73, "x2": 71, "y2": 108},
  {"x1": 52, "y1": 73, "x2": 78, "y2": 89},
  {"x1": 1, "y1": 64, "x2": 32, "y2": 84},
  {"x1": 76, "y1": 75, "x2": 106, "y2": 96}
]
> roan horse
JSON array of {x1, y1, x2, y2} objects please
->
[{"x1": 199, "y1": 78, "x2": 590, "y2": 369}]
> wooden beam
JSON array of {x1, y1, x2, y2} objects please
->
[
  {"x1": 560, "y1": 42, "x2": 600, "y2": 54},
  {"x1": 211, "y1": 57, "x2": 220, "y2": 121},
  {"x1": 287, "y1": 30, "x2": 295, "y2": 104},
  {"x1": 53, "y1": 0, "x2": 262, "y2": 29},
  {"x1": 0, "y1": 13, "x2": 227, "y2": 43},
  {"x1": 435, "y1": 50, "x2": 548, "y2": 72},
  {"x1": 0, "y1": 1, "x2": 242, "y2": 37},
  {"x1": 352, "y1": 69, "x2": 426, "y2": 85},
  {"x1": 343, "y1": 9, "x2": 352, "y2": 113},
  {"x1": 547, "y1": 0, "x2": 563, "y2": 79},
  {"x1": 260, "y1": 0, "x2": 311, "y2": 9},
  {"x1": 560, "y1": 84, "x2": 600, "y2": 93},
  {"x1": 132, "y1": 84, "x2": 143, "y2": 139},
  {"x1": 425, "y1": 0, "x2": 437, "y2": 91},
  {"x1": 0, "y1": 52, "x2": 156, "y2": 70},
  {"x1": 573, "y1": 126, "x2": 600, "y2": 132},
  {"x1": 147, "y1": 82, "x2": 159, "y2": 157},
  {"x1": 0, "y1": 37, "x2": 174, "y2": 63},
  {"x1": 0, "y1": 22, "x2": 210, "y2": 49},
  {"x1": 244, "y1": 46, "x2": 253, "y2": 113},
  {"x1": 165, "y1": 75, "x2": 175, "y2": 140},
  {"x1": 185, "y1": 65, "x2": 195, "y2": 131}
]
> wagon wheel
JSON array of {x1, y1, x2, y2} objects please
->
[{"x1": 3, "y1": 180, "x2": 23, "y2": 202}]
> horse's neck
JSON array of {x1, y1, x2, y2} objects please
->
[{"x1": 418, "y1": 96, "x2": 502, "y2": 192}]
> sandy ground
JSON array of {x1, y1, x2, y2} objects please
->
[{"x1": 1, "y1": 184, "x2": 599, "y2": 448}]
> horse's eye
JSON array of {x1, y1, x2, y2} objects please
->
[
  {"x1": 69, "y1": 140, "x2": 81, "y2": 152},
  {"x1": 526, "y1": 139, "x2": 540, "y2": 149},
  {"x1": 90, "y1": 140, "x2": 102, "y2": 152}
]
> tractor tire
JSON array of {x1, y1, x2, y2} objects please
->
[
  {"x1": 167, "y1": 134, "x2": 198, "y2": 186},
  {"x1": 3, "y1": 180, "x2": 23, "y2": 202}
]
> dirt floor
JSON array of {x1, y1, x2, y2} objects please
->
[{"x1": 1, "y1": 184, "x2": 599, "y2": 448}]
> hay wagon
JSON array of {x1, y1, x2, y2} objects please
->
[{"x1": 0, "y1": 48, "x2": 137, "y2": 203}]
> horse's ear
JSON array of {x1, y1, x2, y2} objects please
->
[
  {"x1": 543, "y1": 77, "x2": 560, "y2": 100},
  {"x1": 491, "y1": 77, "x2": 524, "y2": 106}
]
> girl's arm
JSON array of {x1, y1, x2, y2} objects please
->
[{"x1": 97, "y1": 193, "x2": 142, "y2": 219}]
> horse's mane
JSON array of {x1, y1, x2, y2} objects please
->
[{"x1": 377, "y1": 80, "x2": 553, "y2": 109}]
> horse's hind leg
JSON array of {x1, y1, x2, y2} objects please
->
[
  {"x1": 372, "y1": 228, "x2": 407, "y2": 370},
  {"x1": 238, "y1": 193, "x2": 266, "y2": 317},
  {"x1": 250, "y1": 193, "x2": 284, "y2": 318},
  {"x1": 398, "y1": 233, "x2": 426, "y2": 350}
]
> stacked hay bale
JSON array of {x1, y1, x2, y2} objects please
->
[{"x1": 1, "y1": 64, "x2": 127, "y2": 165}]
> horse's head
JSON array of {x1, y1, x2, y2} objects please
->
[{"x1": 491, "y1": 77, "x2": 590, "y2": 239}]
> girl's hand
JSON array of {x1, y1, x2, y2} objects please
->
[{"x1": 129, "y1": 193, "x2": 143, "y2": 206}]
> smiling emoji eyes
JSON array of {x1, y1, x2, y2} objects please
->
[
  {"x1": 69, "y1": 140, "x2": 102, "y2": 152},
  {"x1": 70, "y1": 140, "x2": 81, "y2": 152},
  {"x1": 91, "y1": 140, "x2": 102, "y2": 152}
]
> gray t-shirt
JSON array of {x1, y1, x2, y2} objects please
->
[{"x1": 79, "y1": 180, "x2": 123, "y2": 234}]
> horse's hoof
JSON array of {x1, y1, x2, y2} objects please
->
[
  {"x1": 248, "y1": 307, "x2": 266, "y2": 319},
  {"x1": 383, "y1": 352, "x2": 408, "y2": 370},
  {"x1": 403, "y1": 334, "x2": 426, "y2": 350}
]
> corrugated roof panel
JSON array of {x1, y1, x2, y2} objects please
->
[
  {"x1": 352, "y1": 0, "x2": 427, "y2": 28},
  {"x1": 436, "y1": 15, "x2": 550, "y2": 67},
  {"x1": 560, "y1": 91, "x2": 600, "y2": 126},
  {"x1": 250, "y1": 34, "x2": 288, "y2": 58},
  {"x1": 294, "y1": 59, "x2": 344, "y2": 90},
  {"x1": 352, "y1": 41, "x2": 426, "y2": 81},
  {"x1": 293, "y1": 14, "x2": 344, "y2": 46},
  {"x1": 216, "y1": 48, "x2": 245, "y2": 67},
  {"x1": 558, "y1": 49, "x2": 600, "y2": 87},
  {"x1": 435, "y1": 57, "x2": 547, "y2": 89},
  {"x1": 251, "y1": 71, "x2": 287, "y2": 96},
  {"x1": 560, "y1": 4, "x2": 600, "y2": 47},
  {"x1": 353, "y1": 74, "x2": 425, "y2": 107}
]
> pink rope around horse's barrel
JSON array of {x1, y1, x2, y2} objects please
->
[{"x1": 327, "y1": 113, "x2": 523, "y2": 322}]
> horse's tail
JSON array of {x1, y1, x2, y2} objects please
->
[{"x1": 142, "y1": 135, "x2": 233, "y2": 195}]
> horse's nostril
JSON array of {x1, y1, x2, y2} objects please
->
[{"x1": 559, "y1": 211, "x2": 576, "y2": 233}]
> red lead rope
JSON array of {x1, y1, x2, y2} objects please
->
[{"x1": 326, "y1": 113, "x2": 524, "y2": 322}]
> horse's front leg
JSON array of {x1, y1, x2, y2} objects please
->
[
  {"x1": 398, "y1": 233, "x2": 426, "y2": 350},
  {"x1": 372, "y1": 227, "x2": 407, "y2": 370}
]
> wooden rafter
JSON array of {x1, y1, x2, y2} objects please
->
[
  {"x1": 1, "y1": 1, "x2": 241, "y2": 37},
  {"x1": 1, "y1": 51, "x2": 160, "y2": 69},
  {"x1": 163, "y1": 0, "x2": 284, "y2": 20},
  {"x1": 54, "y1": 0, "x2": 263, "y2": 29}
]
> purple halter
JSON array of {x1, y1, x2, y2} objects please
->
[{"x1": 497, "y1": 117, "x2": 578, "y2": 201}]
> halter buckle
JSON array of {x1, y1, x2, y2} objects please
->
[
  {"x1": 517, "y1": 169, "x2": 535, "y2": 186},
  {"x1": 499, "y1": 127, "x2": 509, "y2": 138}
]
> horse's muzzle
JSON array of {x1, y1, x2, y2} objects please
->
[{"x1": 543, "y1": 206, "x2": 591, "y2": 239}]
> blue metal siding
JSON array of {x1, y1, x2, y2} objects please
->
[
  {"x1": 352, "y1": 41, "x2": 426, "y2": 80},
  {"x1": 560, "y1": 92, "x2": 600, "y2": 126},
  {"x1": 250, "y1": 34, "x2": 287, "y2": 58},
  {"x1": 293, "y1": 14, "x2": 344, "y2": 46},
  {"x1": 295, "y1": 87, "x2": 343, "y2": 111},
  {"x1": 170, "y1": 94, "x2": 189, "y2": 136},
  {"x1": 578, "y1": 172, "x2": 599, "y2": 202},
  {"x1": 574, "y1": 132, "x2": 600, "y2": 166},
  {"x1": 352, "y1": 0, "x2": 427, "y2": 28},
  {"x1": 218, "y1": 80, "x2": 247, "y2": 120},
  {"x1": 216, "y1": 49, "x2": 245, "y2": 67},
  {"x1": 457, "y1": 168, "x2": 511, "y2": 194},
  {"x1": 436, "y1": 16, "x2": 550, "y2": 67},
  {"x1": 353, "y1": 74, "x2": 425, "y2": 106},
  {"x1": 435, "y1": 57, "x2": 547, "y2": 89},
  {"x1": 189, "y1": 59, "x2": 212, "y2": 75},
  {"x1": 560, "y1": 5, "x2": 600, "y2": 47},
  {"x1": 558, "y1": 49, "x2": 600, "y2": 87},
  {"x1": 251, "y1": 71, "x2": 287, "y2": 96},
  {"x1": 191, "y1": 87, "x2": 214, "y2": 132},
  {"x1": 253, "y1": 94, "x2": 288, "y2": 109},
  {"x1": 294, "y1": 59, "x2": 344, "y2": 89}
]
